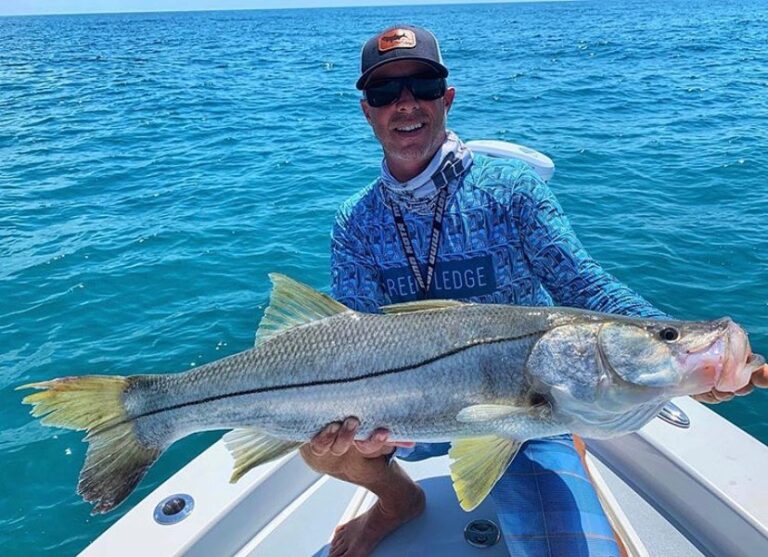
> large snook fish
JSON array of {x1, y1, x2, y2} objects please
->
[{"x1": 20, "y1": 274, "x2": 764, "y2": 514}]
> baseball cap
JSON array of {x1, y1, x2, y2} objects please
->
[{"x1": 356, "y1": 25, "x2": 449, "y2": 90}]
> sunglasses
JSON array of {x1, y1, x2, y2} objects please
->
[{"x1": 364, "y1": 76, "x2": 447, "y2": 108}]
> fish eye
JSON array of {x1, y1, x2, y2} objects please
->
[
  {"x1": 530, "y1": 393, "x2": 548, "y2": 407},
  {"x1": 659, "y1": 327, "x2": 679, "y2": 342}
]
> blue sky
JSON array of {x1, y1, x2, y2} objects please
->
[{"x1": 0, "y1": 0, "x2": 537, "y2": 17}]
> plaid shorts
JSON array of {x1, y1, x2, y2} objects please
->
[{"x1": 398, "y1": 435, "x2": 620, "y2": 557}]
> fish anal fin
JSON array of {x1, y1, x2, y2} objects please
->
[
  {"x1": 380, "y1": 299, "x2": 468, "y2": 315},
  {"x1": 449, "y1": 436, "x2": 523, "y2": 511},
  {"x1": 223, "y1": 427, "x2": 301, "y2": 482},
  {"x1": 456, "y1": 404, "x2": 520, "y2": 423},
  {"x1": 255, "y1": 274, "x2": 351, "y2": 347}
]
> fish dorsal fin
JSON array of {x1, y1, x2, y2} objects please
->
[
  {"x1": 223, "y1": 428, "x2": 302, "y2": 483},
  {"x1": 456, "y1": 404, "x2": 519, "y2": 423},
  {"x1": 380, "y1": 299, "x2": 468, "y2": 315},
  {"x1": 449, "y1": 436, "x2": 523, "y2": 511},
  {"x1": 256, "y1": 273, "x2": 351, "y2": 346}
]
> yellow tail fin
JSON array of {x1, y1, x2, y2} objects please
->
[{"x1": 19, "y1": 376, "x2": 161, "y2": 514}]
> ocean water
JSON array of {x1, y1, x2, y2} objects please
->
[{"x1": 1, "y1": 0, "x2": 767, "y2": 554}]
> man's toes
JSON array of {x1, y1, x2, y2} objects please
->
[
  {"x1": 329, "y1": 540, "x2": 349, "y2": 557},
  {"x1": 328, "y1": 540, "x2": 342, "y2": 557},
  {"x1": 330, "y1": 525, "x2": 349, "y2": 556}
]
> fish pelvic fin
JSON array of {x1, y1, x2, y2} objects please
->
[
  {"x1": 449, "y1": 435, "x2": 523, "y2": 512},
  {"x1": 256, "y1": 274, "x2": 352, "y2": 346},
  {"x1": 19, "y1": 376, "x2": 161, "y2": 514},
  {"x1": 223, "y1": 428, "x2": 302, "y2": 482}
]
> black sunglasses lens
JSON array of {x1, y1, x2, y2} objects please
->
[
  {"x1": 365, "y1": 77, "x2": 446, "y2": 107},
  {"x1": 365, "y1": 81, "x2": 403, "y2": 107},
  {"x1": 411, "y1": 78, "x2": 446, "y2": 101}
]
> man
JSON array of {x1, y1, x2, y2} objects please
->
[{"x1": 300, "y1": 25, "x2": 768, "y2": 557}]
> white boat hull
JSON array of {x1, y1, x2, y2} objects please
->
[{"x1": 81, "y1": 398, "x2": 768, "y2": 557}]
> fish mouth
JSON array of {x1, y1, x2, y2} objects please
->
[
  {"x1": 717, "y1": 321, "x2": 757, "y2": 392},
  {"x1": 685, "y1": 336, "x2": 725, "y2": 393},
  {"x1": 682, "y1": 319, "x2": 755, "y2": 394}
]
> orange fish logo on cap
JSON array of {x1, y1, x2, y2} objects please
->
[{"x1": 378, "y1": 29, "x2": 416, "y2": 52}]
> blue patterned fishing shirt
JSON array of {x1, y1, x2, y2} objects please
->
[{"x1": 333, "y1": 154, "x2": 665, "y2": 318}]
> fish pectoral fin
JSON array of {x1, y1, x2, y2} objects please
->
[
  {"x1": 255, "y1": 274, "x2": 352, "y2": 347},
  {"x1": 449, "y1": 436, "x2": 523, "y2": 512},
  {"x1": 380, "y1": 299, "x2": 468, "y2": 314},
  {"x1": 223, "y1": 428, "x2": 302, "y2": 483},
  {"x1": 456, "y1": 404, "x2": 520, "y2": 423}
]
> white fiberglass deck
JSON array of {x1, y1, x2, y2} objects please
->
[{"x1": 81, "y1": 398, "x2": 768, "y2": 557}]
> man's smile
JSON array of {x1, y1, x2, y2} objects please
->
[{"x1": 394, "y1": 122, "x2": 425, "y2": 133}]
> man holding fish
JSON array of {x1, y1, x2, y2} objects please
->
[
  {"x1": 19, "y1": 23, "x2": 767, "y2": 557},
  {"x1": 301, "y1": 25, "x2": 768, "y2": 557}
]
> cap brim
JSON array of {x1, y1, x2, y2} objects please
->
[{"x1": 356, "y1": 58, "x2": 449, "y2": 90}]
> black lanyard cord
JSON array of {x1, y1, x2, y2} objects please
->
[
  {"x1": 391, "y1": 185, "x2": 448, "y2": 298},
  {"x1": 387, "y1": 152, "x2": 465, "y2": 299}
]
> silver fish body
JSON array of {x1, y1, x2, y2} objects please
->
[
  {"x1": 128, "y1": 304, "x2": 560, "y2": 444},
  {"x1": 21, "y1": 274, "x2": 763, "y2": 513}
]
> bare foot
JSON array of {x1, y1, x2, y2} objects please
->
[{"x1": 329, "y1": 481, "x2": 425, "y2": 557}]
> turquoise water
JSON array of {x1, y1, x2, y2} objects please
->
[{"x1": 2, "y1": 0, "x2": 767, "y2": 554}]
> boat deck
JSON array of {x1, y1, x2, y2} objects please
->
[
  {"x1": 81, "y1": 398, "x2": 768, "y2": 557},
  {"x1": 229, "y1": 451, "x2": 705, "y2": 557}
]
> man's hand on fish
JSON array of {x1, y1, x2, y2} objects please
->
[
  {"x1": 694, "y1": 363, "x2": 768, "y2": 404},
  {"x1": 299, "y1": 417, "x2": 413, "y2": 483}
]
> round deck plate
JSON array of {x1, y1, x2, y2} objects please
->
[{"x1": 464, "y1": 518, "x2": 500, "y2": 548}]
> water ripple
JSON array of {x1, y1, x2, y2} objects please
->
[{"x1": 2, "y1": 1, "x2": 768, "y2": 554}]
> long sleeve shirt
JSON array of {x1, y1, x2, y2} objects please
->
[{"x1": 332, "y1": 154, "x2": 666, "y2": 320}]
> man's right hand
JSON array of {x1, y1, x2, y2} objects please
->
[
  {"x1": 301, "y1": 420, "x2": 424, "y2": 557},
  {"x1": 299, "y1": 417, "x2": 414, "y2": 485}
]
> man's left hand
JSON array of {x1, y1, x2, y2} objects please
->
[{"x1": 694, "y1": 363, "x2": 768, "y2": 404}]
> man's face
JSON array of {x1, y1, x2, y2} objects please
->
[{"x1": 360, "y1": 60, "x2": 455, "y2": 170}]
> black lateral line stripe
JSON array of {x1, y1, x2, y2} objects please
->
[{"x1": 121, "y1": 331, "x2": 544, "y2": 425}]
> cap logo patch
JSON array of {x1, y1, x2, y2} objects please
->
[{"x1": 378, "y1": 29, "x2": 416, "y2": 52}]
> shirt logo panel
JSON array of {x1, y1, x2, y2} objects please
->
[{"x1": 381, "y1": 255, "x2": 497, "y2": 303}]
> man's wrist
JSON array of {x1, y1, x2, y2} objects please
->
[{"x1": 383, "y1": 446, "x2": 397, "y2": 465}]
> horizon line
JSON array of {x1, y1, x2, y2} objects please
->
[{"x1": 0, "y1": 0, "x2": 573, "y2": 19}]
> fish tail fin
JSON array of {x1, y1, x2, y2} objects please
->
[{"x1": 19, "y1": 375, "x2": 162, "y2": 514}]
